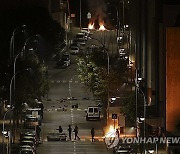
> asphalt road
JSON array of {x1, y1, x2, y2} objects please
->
[{"x1": 37, "y1": 53, "x2": 113, "y2": 154}]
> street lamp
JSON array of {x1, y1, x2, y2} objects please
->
[
  {"x1": 22, "y1": 34, "x2": 41, "y2": 52},
  {"x1": 2, "y1": 106, "x2": 14, "y2": 154},
  {"x1": 9, "y1": 68, "x2": 31, "y2": 154},
  {"x1": 106, "y1": 2, "x2": 120, "y2": 55},
  {"x1": 10, "y1": 25, "x2": 26, "y2": 61},
  {"x1": 10, "y1": 68, "x2": 31, "y2": 110},
  {"x1": 13, "y1": 34, "x2": 40, "y2": 93}
]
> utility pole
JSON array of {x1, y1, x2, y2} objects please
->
[{"x1": 80, "y1": 0, "x2": 82, "y2": 30}]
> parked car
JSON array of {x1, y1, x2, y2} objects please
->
[
  {"x1": 19, "y1": 145, "x2": 36, "y2": 154},
  {"x1": 76, "y1": 38, "x2": 86, "y2": 46},
  {"x1": 70, "y1": 42, "x2": 80, "y2": 48},
  {"x1": 113, "y1": 144, "x2": 134, "y2": 154},
  {"x1": 24, "y1": 115, "x2": 39, "y2": 129},
  {"x1": 70, "y1": 46, "x2": 80, "y2": 55},
  {"x1": 19, "y1": 140, "x2": 36, "y2": 152},
  {"x1": 56, "y1": 54, "x2": 71, "y2": 68},
  {"x1": 75, "y1": 32, "x2": 85, "y2": 39},
  {"x1": 20, "y1": 136, "x2": 38, "y2": 145},
  {"x1": 19, "y1": 148, "x2": 35, "y2": 154},
  {"x1": 73, "y1": 38, "x2": 86, "y2": 46},
  {"x1": 25, "y1": 108, "x2": 43, "y2": 125}
]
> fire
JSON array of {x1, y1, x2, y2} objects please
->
[
  {"x1": 104, "y1": 125, "x2": 116, "y2": 138},
  {"x1": 88, "y1": 23, "x2": 94, "y2": 30},
  {"x1": 99, "y1": 23, "x2": 106, "y2": 31},
  {"x1": 109, "y1": 125, "x2": 115, "y2": 132}
]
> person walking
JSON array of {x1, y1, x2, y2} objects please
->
[
  {"x1": 116, "y1": 129, "x2": 120, "y2": 138},
  {"x1": 91, "y1": 128, "x2": 95, "y2": 142},
  {"x1": 74, "y1": 125, "x2": 80, "y2": 140},
  {"x1": 67, "y1": 125, "x2": 72, "y2": 140},
  {"x1": 57, "y1": 126, "x2": 63, "y2": 133}
]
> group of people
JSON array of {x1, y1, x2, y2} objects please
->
[
  {"x1": 57, "y1": 125, "x2": 96, "y2": 142},
  {"x1": 57, "y1": 125, "x2": 80, "y2": 141},
  {"x1": 57, "y1": 126, "x2": 120, "y2": 142}
]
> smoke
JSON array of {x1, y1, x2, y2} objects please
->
[{"x1": 87, "y1": 0, "x2": 107, "y2": 26}]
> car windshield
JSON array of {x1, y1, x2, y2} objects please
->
[
  {"x1": 20, "y1": 151, "x2": 33, "y2": 154},
  {"x1": 94, "y1": 108, "x2": 98, "y2": 112},
  {"x1": 89, "y1": 108, "x2": 93, "y2": 112},
  {"x1": 71, "y1": 47, "x2": 78, "y2": 50}
]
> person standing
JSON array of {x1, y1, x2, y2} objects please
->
[
  {"x1": 91, "y1": 128, "x2": 95, "y2": 142},
  {"x1": 68, "y1": 125, "x2": 72, "y2": 140},
  {"x1": 74, "y1": 125, "x2": 80, "y2": 140},
  {"x1": 116, "y1": 129, "x2": 120, "y2": 138},
  {"x1": 57, "y1": 126, "x2": 63, "y2": 133},
  {"x1": 36, "y1": 125, "x2": 41, "y2": 140}
]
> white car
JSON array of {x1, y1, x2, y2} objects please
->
[
  {"x1": 86, "y1": 106, "x2": 100, "y2": 121},
  {"x1": 75, "y1": 32, "x2": 85, "y2": 39},
  {"x1": 70, "y1": 46, "x2": 80, "y2": 55}
]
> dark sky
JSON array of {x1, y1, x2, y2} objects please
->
[{"x1": 0, "y1": 0, "x2": 49, "y2": 11}]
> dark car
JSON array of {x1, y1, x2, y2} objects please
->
[
  {"x1": 113, "y1": 145, "x2": 134, "y2": 154},
  {"x1": 19, "y1": 145, "x2": 36, "y2": 154},
  {"x1": 20, "y1": 136, "x2": 38, "y2": 145},
  {"x1": 19, "y1": 148, "x2": 35, "y2": 154},
  {"x1": 56, "y1": 54, "x2": 71, "y2": 68},
  {"x1": 70, "y1": 42, "x2": 80, "y2": 48}
]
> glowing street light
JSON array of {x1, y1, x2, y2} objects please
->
[
  {"x1": 2, "y1": 106, "x2": 14, "y2": 154},
  {"x1": 10, "y1": 25, "x2": 26, "y2": 61}
]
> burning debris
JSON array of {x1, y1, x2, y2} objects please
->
[{"x1": 87, "y1": 0, "x2": 107, "y2": 30}]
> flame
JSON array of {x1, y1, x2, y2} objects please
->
[
  {"x1": 99, "y1": 23, "x2": 106, "y2": 31},
  {"x1": 104, "y1": 125, "x2": 116, "y2": 138},
  {"x1": 109, "y1": 125, "x2": 115, "y2": 132},
  {"x1": 88, "y1": 23, "x2": 94, "y2": 30}
]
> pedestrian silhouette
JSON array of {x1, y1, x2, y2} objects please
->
[
  {"x1": 116, "y1": 129, "x2": 120, "y2": 138},
  {"x1": 68, "y1": 125, "x2": 72, "y2": 140},
  {"x1": 91, "y1": 128, "x2": 95, "y2": 142},
  {"x1": 74, "y1": 125, "x2": 80, "y2": 140},
  {"x1": 57, "y1": 126, "x2": 63, "y2": 133},
  {"x1": 36, "y1": 125, "x2": 41, "y2": 140}
]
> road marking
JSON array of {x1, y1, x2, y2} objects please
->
[
  {"x1": 51, "y1": 80, "x2": 79, "y2": 84},
  {"x1": 74, "y1": 141, "x2": 76, "y2": 154}
]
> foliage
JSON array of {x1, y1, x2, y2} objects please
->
[
  {"x1": 14, "y1": 54, "x2": 50, "y2": 112},
  {"x1": 121, "y1": 91, "x2": 144, "y2": 124},
  {"x1": 77, "y1": 47, "x2": 128, "y2": 106}
]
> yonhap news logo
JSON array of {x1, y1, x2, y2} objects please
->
[{"x1": 121, "y1": 137, "x2": 180, "y2": 144}]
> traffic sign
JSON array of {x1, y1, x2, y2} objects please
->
[
  {"x1": 112, "y1": 113, "x2": 117, "y2": 119},
  {"x1": 87, "y1": 12, "x2": 91, "y2": 19}
]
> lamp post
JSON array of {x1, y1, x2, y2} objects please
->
[
  {"x1": 2, "y1": 106, "x2": 14, "y2": 154},
  {"x1": 9, "y1": 68, "x2": 31, "y2": 154},
  {"x1": 79, "y1": 0, "x2": 82, "y2": 30},
  {"x1": 10, "y1": 25, "x2": 26, "y2": 61},
  {"x1": 107, "y1": 2, "x2": 120, "y2": 55},
  {"x1": 13, "y1": 35, "x2": 40, "y2": 92}
]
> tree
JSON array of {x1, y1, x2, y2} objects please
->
[
  {"x1": 13, "y1": 53, "x2": 50, "y2": 124},
  {"x1": 77, "y1": 47, "x2": 128, "y2": 104},
  {"x1": 121, "y1": 91, "x2": 144, "y2": 124}
]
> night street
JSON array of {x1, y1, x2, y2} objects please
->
[
  {"x1": 37, "y1": 54, "x2": 112, "y2": 154},
  {"x1": 0, "y1": 0, "x2": 180, "y2": 154}
]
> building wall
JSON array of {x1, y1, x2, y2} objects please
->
[{"x1": 166, "y1": 27, "x2": 180, "y2": 134}]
